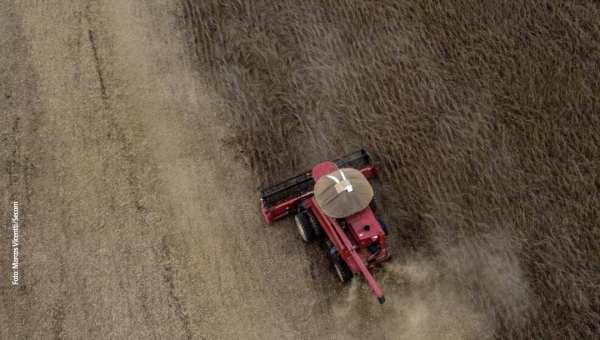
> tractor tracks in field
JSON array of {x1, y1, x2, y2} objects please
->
[
  {"x1": 86, "y1": 28, "x2": 108, "y2": 105},
  {"x1": 159, "y1": 236, "x2": 194, "y2": 340},
  {"x1": 84, "y1": 3, "x2": 195, "y2": 337}
]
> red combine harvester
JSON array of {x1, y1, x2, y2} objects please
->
[{"x1": 260, "y1": 149, "x2": 391, "y2": 304}]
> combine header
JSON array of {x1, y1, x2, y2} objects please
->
[{"x1": 260, "y1": 149, "x2": 391, "y2": 304}]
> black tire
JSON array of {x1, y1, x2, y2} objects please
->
[
  {"x1": 377, "y1": 218, "x2": 389, "y2": 236},
  {"x1": 369, "y1": 197, "x2": 378, "y2": 214},
  {"x1": 307, "y1": 210, "x2": 325, "y2": 240},
  {"x1": 333, "y1": 257, "x2": 353, "y2": 283},
  {"x1": 295, "y1": 213, "x2": 315, "y2": 243}
]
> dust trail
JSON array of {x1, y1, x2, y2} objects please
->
[
  {"x1": 331, "y1": 257, "x2": 494, "y2": 340},
  {"x1": 328, "y1": 226, "x2": 535, "y2": 340},
  {"x1": 430, "y1": 226, "x2": 536, "y2": 332}
]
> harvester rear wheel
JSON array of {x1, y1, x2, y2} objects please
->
[
  {"x1": 295, "y1": 213, "x2": 315, "y2": 243},
  {"x1": 307, "y1": 210, "x2": 325, "y2": 240},
  {"x1": 333, "y1": 258, "x2": 353, "y2": 283}
]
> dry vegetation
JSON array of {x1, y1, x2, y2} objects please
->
[{"x1": 181, "y1": 0, "x2": 599, "y2": 338}]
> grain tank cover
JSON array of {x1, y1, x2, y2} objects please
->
[{"x1": 313, "y1": 168, "x2": 373, "y2": 218}]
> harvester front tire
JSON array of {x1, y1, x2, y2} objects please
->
[
  {"x1": 334, "y1": 258, "x2": 353, "y2": 283},
  {"x1": 295, "y1": 213, "x2": 315, "y2": 243},
  {"x1": 307, "y1": 210, "x2": 325, "y2": 240}
]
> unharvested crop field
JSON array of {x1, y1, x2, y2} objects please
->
[{"x1": 183, "y1": 0, "x2": 600, "y2": 338}]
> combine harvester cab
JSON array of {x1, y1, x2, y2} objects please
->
[{"x1": 260, "y1": 149, "x2": 391, "y2": 304}]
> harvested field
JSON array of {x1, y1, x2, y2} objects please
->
[{"x1": 182, "y1": 1, "x2": 600, "y2": 339}]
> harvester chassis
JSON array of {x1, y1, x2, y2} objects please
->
[{"x1": 260, "y1": 149, "x2": 392, "y2": 304}]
